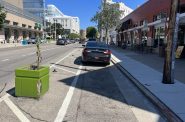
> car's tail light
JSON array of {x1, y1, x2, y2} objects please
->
[
  {"x1": 103, "y1": 50, "x2": 111, "y2": 55},
  {"x1": 83, "y1": 48, "x2": 91, "y2": 53}
]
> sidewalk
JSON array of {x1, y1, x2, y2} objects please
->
[
  {"x1": 111, "y1": 47, "x2": 185, "y2": 84},
  {"x1": 0, "y1": 41, "x2": 56, "y2": 49},
  {"x1": 111, "y1": 47, "x2": 185, "y2": 121},
  {"x1": 0, "y1": 43, "x2": 23, "y2": 49}
]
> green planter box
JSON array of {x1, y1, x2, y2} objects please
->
[{"x1": 15, "y1": 66, "x2": 49, "y2": 98}]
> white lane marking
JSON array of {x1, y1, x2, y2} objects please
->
[
  {"x1": 0, "y1": 93, "x2": 10, "y2": 103},
  {"x1": 22, "y1": 55, "x2": 26, "y2": 57},
  {"x1": 2, "y1": 59, "x2": 9, "y2": 62},
  {"x1": 54, "y1": 65, "x2": 82, "y2": 122},
  {"x1": 50, "y1": 50, "x2": 76, "y2": 68},
  {"x1": 42, "y1": 47, "x2": 60, "y2": 52},
  {"x1": 4, "y1": 97, "x2": 30, "y2": 122},
  {"x1": 21, "y1": 47, "x2": 61, "y2": 57},
  {"x1": 0, "y1": 48, "x2": 77, "y2": 121},
  {"x1": 53, "y1": 66, "x2": 76, "y2": 75},
  {"x1": 27, "y1": 52, "x2": 35, "y2": 56}
]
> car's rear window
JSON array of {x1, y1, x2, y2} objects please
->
[{"x1": 86, "y1": 42, "x2": 107, "y2": 48}]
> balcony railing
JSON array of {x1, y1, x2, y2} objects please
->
[{"x1": 0, "y1": 0, "x2": 42, "y2": 23}]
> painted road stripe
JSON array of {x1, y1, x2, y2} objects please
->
[
  {"x1": 53, "y1": 66, "x2": 76, "y2": 75},
  {"x1": 21, "y1": 47, "x2": 61, "y2": 57},
  {"x1": 2, "y1": 59, "x2": 9, "y2": 62},
  {"x1": 0, "y1": 48, "x2": 77, "y2": 122},
  {"x1": 0, "y1": 93, "x2": 10, "y2": 103},
  {"x1": 50, "y1": 49, "x2": 76, "y2": 68},
  {"x1": 4, "y1": 97, "x2": 30, "y2": 122},
  {"x1": 54, "y1": 65, "x2": 82, "y2": 122}
]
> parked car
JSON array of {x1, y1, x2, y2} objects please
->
[
  {"x1": 28, "y1": 38, "x2": 36, "y2": 44},
  {"x1": 82, "y1": 41, "x2": 111, "y2": 65},
  {"x1": 56, "y1": 38, "x2": 67, "y2": 45},
  {"x1": 87, "y1": 39, "x2": 96, "y2": 41},
  {"x1": 70, "y1": 39, "x2": 75, "y2": 43},
  {"x1": 66, "y1": 39, "x2": 71, "y2": 44}
]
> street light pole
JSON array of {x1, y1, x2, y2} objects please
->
[
  {"x1": 162, "y1": 0, "x2": 180, "y2": 84},
  {"x1": 43, "y1": 0, "x2": 46, "y2": 40},
  {"x1": 54, "y1": 19, "x2": 57, "y2": 41}
]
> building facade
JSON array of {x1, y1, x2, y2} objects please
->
[
  {"x1": 116, "y1": 0, "x2": 185, "y2": 56},
  {"x1": 101, "y1": 0, "x2": 132, "y2": 43},
  {"x1": 80, "y1": 29, "x2": 86, "y2": 41},
  {"x1": 23, "y1": 0, "x2": 44, "y2": 18},
  {"x1": 0, "y1": 0, "x2": 43, "y2": 43},
  {"x1": 45, "y1": 5, "x2": 80, "y2": 35}
]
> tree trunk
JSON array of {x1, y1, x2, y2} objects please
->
[
  {"x1": 162, "y1": 0, "x2": 179, "y2": 84},
  {"x1": 105, "y1": 28, "x2": 108, "y2": 44}
]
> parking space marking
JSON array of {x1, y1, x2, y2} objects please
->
[
  {"x1": 21, "y1": 47, "x2": 61, "y2": 57},
  {"x1": 2, "y1": 59, "x2": 9, "y2": 62},
  {"x1": 4, "y1": 97, "x2": 30, "y2": 122},
  {"x1": 0, "y1": 49, "x2": 77, "y2": 122},
  {"x1": 50, "y1": 49, "x2": 76, "y2": 68},
  {"x1": 54, "y1": 65, "x2": 82, "y2": 122},
  {"x1": 53, "y1": 66, "x2": 76, "y2": 75}
]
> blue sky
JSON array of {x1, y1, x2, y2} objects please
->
[{"x1": 46, "y1": 0, "x2": 146, "y2": 29}]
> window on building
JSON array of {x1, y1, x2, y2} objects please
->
[
  {"x1": 153, "y1": 27, "x2": 165, "y2": 48},
  {"x1": 28, "y1": 26, "x2": 32, "y2": 29},
  {"x1": 5, "y1": 20, "x2": 10, "y2": 24},
  {"x1": 22, "y1": 24, "x2": 26, "y2": 28},
  {"x1": 13, "y1": 22, "x2": 18, "y2": 26},
  {"x1": 140, "y1": 20, "x2": 147, "y2": 26},
  {"x1": 153, "y1": 12, "x2": 167, "y2": 21}
]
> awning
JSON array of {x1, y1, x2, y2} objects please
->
[{"x1": 3, "y1": 24, "x2": 43, "y2": 33}]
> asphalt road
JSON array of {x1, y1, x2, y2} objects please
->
[{"x1": 0, "y1": 43, "x2": 167, "y2": 122}]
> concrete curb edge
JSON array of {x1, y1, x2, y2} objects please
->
[{"x1": 111, "y1": 57, "x2": 183, "y2": 122}]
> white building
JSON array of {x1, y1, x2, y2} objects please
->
[
  {"x1": 101, "y1": 0, "x2": 132, "y2": 44},
  {"x1": 45, "y1": 5, "x2": 80, "y2": 34}
]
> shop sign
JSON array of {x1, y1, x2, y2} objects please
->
[{"x1": 175, "y1": 46, "x2": 184, "y2": 58}]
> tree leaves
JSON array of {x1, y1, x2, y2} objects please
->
[
  {"x1": 91, "y1": 3, "x2": 121, "y2": 31},
  {"x1": 86, "y1": 26, "x2": 98, "y2": 39},
  {"x1": 0, "y1": 5, "x2": 6, "y2": 29}
]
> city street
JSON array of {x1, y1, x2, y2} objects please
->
[{"x1": 0, "y1": 43, "x2": 166, "y2": 122}]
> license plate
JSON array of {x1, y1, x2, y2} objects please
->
[{"x1": 95, "y1": 57, "x2": 99, "y2": 59}]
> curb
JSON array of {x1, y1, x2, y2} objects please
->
[
  {"x1": 111, "y1": 57, "x2": 183, "y2": 122},
  {"x1": 0, "y1": 43, "x2": 54, "y2": 51}
]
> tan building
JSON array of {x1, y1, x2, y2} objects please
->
[
  {"x1": 80, "y1": 29, "x2": 86, "y2": 41},
  {"x1": 0, "y1": 0, "x2": 43, "y2": 43}
]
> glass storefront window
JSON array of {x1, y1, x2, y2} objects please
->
[{"x1": 154, "y1": 27, "x2": 165, "y2": 48}]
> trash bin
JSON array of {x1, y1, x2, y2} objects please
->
[{"x1": 21, "y1": 40, "x2": 28, "y2": 45}]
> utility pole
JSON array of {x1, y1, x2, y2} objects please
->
[
  {"x1": 54, "y1": 19, "x2": 56, "y2": 41},
  {"x1": 162, "y1": 0, "x2": 180, "y2": 84}
]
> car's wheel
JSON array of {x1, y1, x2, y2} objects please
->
[{"x1": 105, "y1": 62, "x2": 110, "y2": 65}]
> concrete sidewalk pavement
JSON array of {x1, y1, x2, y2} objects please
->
[
  {"x1": 111, "y1": 46, "x2": 185, "y2": 84},
  {"x1": 111, "y1": 47, "x2": 185, "y2": 122},
  {"x1": 0, "y1": 43, "x2": 23, "y2": 49},
  {"x1": 0, "y1": 41, "x2": 56, "y2": 50}
]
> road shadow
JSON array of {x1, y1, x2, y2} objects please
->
[
  {"x1": 56, "y1": 57, "x2": 166, "y2": 122},
  {"x1": 6, "y1": 87, "x2": 16, "y2": 97},
  {"x1": 74, "y1": 56, "x2": 108, "y2": 67}
]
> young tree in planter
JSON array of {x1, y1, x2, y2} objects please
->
[
  {"x1": 15, "y1": 36, "x2": 49, "y2": 98},
  {"x1": 36, "y1": 37, "x2": 42, "y2": 69},
  {"x1": 91, "y1": 3, "x2": 121, "y2": 44}
]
